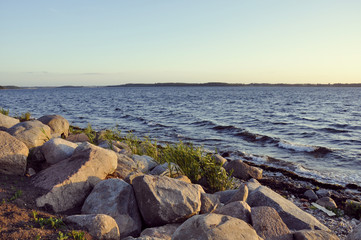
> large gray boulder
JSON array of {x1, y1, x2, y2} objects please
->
[
  {"x1": 251, "y1": 206, "x2": 292, "y2": 240},
  {"x1": 227, "y1": 183, "x2": 249, "y2": 203},
  {"x1": 65, "y1": 214, "x2": 120, "y2": 240},
  {"x1": 247, "y1": 178, "x2": 262, "y2": 193},
  {"x1": 294, "y1": 230, "x2": 340, "y2": 240},
  {"x1": 113, "y1": 153, "x2": 139, "y2": 179},
  {"x1": 41, "y1": 138, "x2": 78, "y2": 164},
  {"x1": 32, "y1": 142, "x2": 117, "y2": 212},
  {"x1": 82, "y1": 179, "x2": 142, "y2": 238},
  {"x1": 132, "y1": 175, "x2": 203, "y2": 227},
  {"x1": 214, "y1": 201, "x2": 251, "y2": 224},
  {"x1": 172, "y1": 213, "x2": 262, "y2": 240},
  {"x1": 0, "y1": 113, "x2": 19, "y2": 129},
  {"x1": 38, "y1": 115, "x2": 69, "y2": 138},
  {"x1": 224, "y1": 160, "x2": 263, "y2": 180},
  {"x1": 132, "y1": 155, "x2": 158, "y2": 173},
  {"x1": 213, "y1": 189, "x2": 238, "y2": 204},
  {"x1": 149, "y1": 162, "x2": 182, "y2": 177},
  {"x1": 98, "y1": 140, "x2": 132, "y2": 156},
  {"x1": 7, "y1": 120, "x2": 51, "y2": 148},
  {"x1": 347, "y1": 223, "x2": 361, "y2": 240},
  {"x1": 200, "y1": 192, "x2": 221, "y2": 214},
  {"x1": 0, "y1": 131, "x2": 29, "y2": 175},
  {"x1": 248, "y1": 186, "x2": 329, "y2": 231},
  {"x1": 139, "y1": 223, "x2": 180, "y2": 240}
]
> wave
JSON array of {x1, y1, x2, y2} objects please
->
[
  {"x1": 235, "y1": 131, "x2": 276, "y2": 143},
  {"x1": 212, "y1": 125, "x2": 240, "y2": 131},
  {"x1": 192, "y1": 120, "x2": 216, "y2": 127},
  {"x1": 278, "y1": 140, "x2": 332, "y2": 154},
  {"x1": 319, "y1": 127, "x2": 349, "y2": 133},
  {"x1": 212, "y1": 125, "x2": 277, "y2": 143}
]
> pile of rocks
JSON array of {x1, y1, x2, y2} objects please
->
[{"x1": 1, "y1": 112, "x2": 360, "y2": 240}]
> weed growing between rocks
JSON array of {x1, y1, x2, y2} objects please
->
[
  {"x1": 0, "y1": 107, "x2": 9, "y2": 116},
  {"x1": 87, "y1": 126, "x2": 234, "y2": 192}
]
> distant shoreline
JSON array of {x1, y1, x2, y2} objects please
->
[{"x1": 2, "y1": 82, "x2": 361, "y2": 89}]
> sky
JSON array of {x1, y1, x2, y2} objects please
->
[{"x1": 1, "y1": 1, "x2": 361, "y2": 86}]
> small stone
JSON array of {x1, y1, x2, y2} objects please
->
[
  {"x1": 316, "y1": 189, "x2": 331, "y2": 198},
  {"x1": 212, "y1": 154, "x2": 227, "y2": 165},
  {"x1": 316, "y1": 197, "x2": 337, "y2": 209},
  {"x1": 304, "y1": 189, "x2": 318, "y2": 201}
]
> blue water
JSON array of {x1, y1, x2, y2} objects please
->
[{"x1": 1, "y1": 86, "x2": 361, "y2": 186}]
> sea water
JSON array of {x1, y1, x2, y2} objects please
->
[{"x1": 1, "y1": 86, "x2": 360, "y2": 186}]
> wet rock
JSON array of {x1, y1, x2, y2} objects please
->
[
  {"x1": 248, "y1": 185, "x2": 329, "y2": 231},
  {"x1": 38, "y1": 115, "x2": 69, "y2": 138},
  {"x1": 304, "y1": 190, "x2": 318, "y2": 201},
  {"x1": 224, "y1": 160, "x2": 262, "y2": 180},
  {"x1": 316, "y1": 197, "x2": 337, "y2": 209},
  {"x1": 0, "y1": 131, "x2": 29, "y2": 175},
  {"x1": 132, "y1": 175, "x2": 203, "y2": 227},
  {"x1": 7, "y1": 120, "x2": 52, "y2": 148},
  {"x1": 41, "y1": 138, "x2": 78, "y2": 165},
  {"x1": 0, "y1": 113, "x2": 19, "y2": 129},
  {"x1": 33, "y1": 142, "x2": 117, "y2": 212},
  {"x1": 172, "y1": 213, "x2": 262, "y2": 240},
  {"x1": 82, "y1": 178, "x2": 142, "y2": 238},
  {"x1": 251, "y1": 206, "x2": 292, "y2": 240},
  {"x1": 65, "y1": 214, "x2": 120, "y2": 240},
  {"x1": 214, "y1": 201, "x2": 251, "y2": 224},
  {"x1": 294, "y1": 229, "x2": 340, "y2": 240}
]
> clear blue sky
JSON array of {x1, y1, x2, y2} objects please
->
[{"x1": 1, "y1": 1, "x2": 360, "y2": 86}]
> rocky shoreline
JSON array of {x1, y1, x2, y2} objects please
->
[{"x1": 1, "y1": 112, "x2": 361, "y2": 239}]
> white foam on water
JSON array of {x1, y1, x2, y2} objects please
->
[{"x1": 278, "y1": 140, "x2": 316, "y2": 152}]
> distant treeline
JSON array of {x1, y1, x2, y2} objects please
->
[
  {"x1": 2, "y1": 83, "x2": 361, "y2": 89},
  {"x1": 107, "y1": 82, "x2": 361, "y2": 88},
  {"x1": 0, "y1": 86, "x2": 22, "y2": 90}
]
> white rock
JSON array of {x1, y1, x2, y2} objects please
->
[
  {"x1": 38, "y1": 115, "x2": 69, "y2": 138},
  {"x1": 248, "y1": 185, "x2": 329, "y2": 231},
  {"x1": 65, "y1": 214, "x2": 120, "y2": 240},
  {"x1": 132, "y1": 154, "x2": 158, "y2": 173},
  {"x1": 172, "y1": 213, "x2": 262, "y2": 240},
  {"x1": 41, "y1": 138, "x2": 78, "y2": 164},
  {"x1": 7, "y1": 120, "x2": 52, "y2": 148},
  {"x1": 0, "y1": 131, "x2": 29, "y2": 175},
  {"x1": 33, "y1": 142, "x2": 117, "y2": 212},
  {"x1": 82, "y1": 179, "x2": 142, "y2": 238},
  {"x1": 132, "y1": 175, "x2": 203, "y2": 227},
  {"x1": 0, "y1": 113, "x2": 19, "y2": 129}
]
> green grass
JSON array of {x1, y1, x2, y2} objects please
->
[
  {"x1": 124, "y1": 136, "x2": 234, "y2": 192},
  {"x1": 69, "y1": 124, "x2": 96, "y2": 143},
  {"x1": 9, "y1": 189, "x2": 22, "y2": 201},
  {"x1": 20, "y1": 112, "x2": 31, "y2": 121},
  {"x1": 0, "y1": 107, "x2": 9, "y2": 116},
  {"x1": 66, "y1": 125, "x2": 234, "y2": 192},
  {"x1": 32, "y1": 211, "x2": 65, "y2": 230}
]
